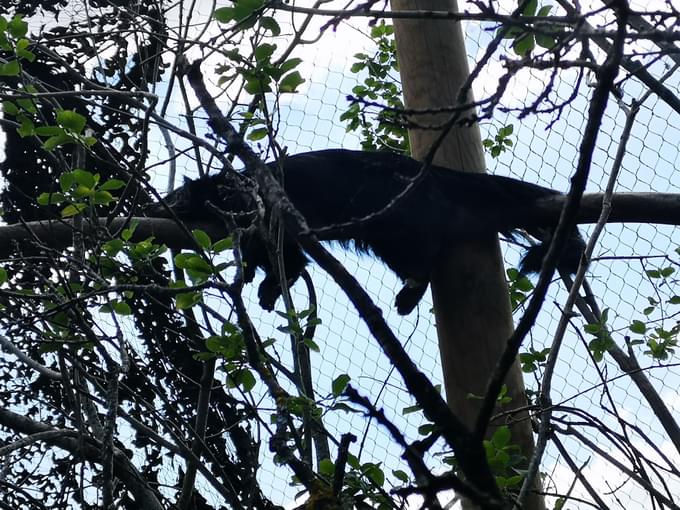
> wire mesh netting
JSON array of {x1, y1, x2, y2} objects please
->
[
  {"x1": 217, "y1": 9, "x2": 680, "y2": 508},
  {"x1": 0, "y1": 1, "x2": 679, "y2": 509}
]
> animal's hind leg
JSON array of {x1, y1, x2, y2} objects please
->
[
  {"x1": 257, "y1": 274, "x2": 282, "y2": 311},
  {"x1": 256, "y1": 241, "x2": 309, "y2": 311},
  {"x1": 395, "y1": 280, "x2": 429, "y2": 315}
]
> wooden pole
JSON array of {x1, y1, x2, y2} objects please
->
[{"x1": 390, "y1": 2, "x2": 545, "y2": 508}]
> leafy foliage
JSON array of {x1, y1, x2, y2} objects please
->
[
  {"x1": 501, "y1": 0, "x2": 559, "y2": 56},
  {"x1": 341, "y1": 22, "x2": 410, "y2": 154}
]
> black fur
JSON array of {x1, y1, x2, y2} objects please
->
[{"x1": 147, "y1": 149, "x2": 584, "y2": 314}]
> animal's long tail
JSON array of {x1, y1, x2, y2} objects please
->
[
  {"x1": 519, "y1": 228, "x2": 585, "y2": 274},
  {"x1": 432, "y1": 167, "x2": 586, "y2": 274}
]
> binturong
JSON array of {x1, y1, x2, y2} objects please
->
[{"x1": 146, "y1": 149, "x2": 585, "y2": 315}]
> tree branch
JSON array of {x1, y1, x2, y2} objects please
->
[
  {"x1": 0, "y1": 191, "x2": 679, "y2": 258},
  {"x1": 0, "y1": 407, "x2": 164, "y2": 510}
]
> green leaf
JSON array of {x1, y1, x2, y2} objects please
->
[
  {"x1": 392, "y1": 470, "x2": 409, "y2": 483},
  {"x1": 205, "y1": 335, "x2": 224, "y2": 352},
  {"x1": 194, "y1": 352, "x2": 216, "y2": 361},
  {"x1": 174, "y1": 253, "x2": 191, "y2": 269},
  {"x1": 536, "y1": 33, "x2": 557, "y2": 50},
  {"x1": 37, "y1": 192, "x2": 65, "y2": 205},
  {"x1": 350, "y1": 62, "x2": 366, "y2": 73},
  {"x1": 244, "y1": 77, "x2": 271, "y2": 94},
  {"x1": 629, "y1": 320, "x2": 647, "y2": 335},
  {"x1": 56, "y1": 110, "x2": 87, "y2": 133},
  {"x1": 661, "y1": 266, "x2": 675, "y2": 277},
  {"x1": 279, "y1": 71, "x2": 305, "y2": 93},
  {"x1": 402, "y1": 404, "x2": 422, "y2": 415},
  {"x1": 176, "y1": 291, "x2": 202, "y2": 309},
  {"x1": 61, "y1": 203, "x2": 88, "y2": 217},
  {"x1": 43, "y1": 133, "x2": 72, "y2": 151},
  {"x1": 352, "y1": 84, "x2": 368, "y2": 95},
  {"x1": 121, "y1": 220, "x2": 138, "y2": 241},
  {"x1": 521, "y1": 0, "x2": 538, "y2": 16},
  {"x1": 3, "y1": 101, "x2": 18, "y2": 115},
  {"x1": 8, "y1": 15, "x2": 28, "y2": 38},
  {"x1": 16, "y1": 116, "x2": 34, "y2": 137},
  {"x1": 93, "y1": 190, "x2": 114, "y2": 205},
  {"x1": 15, "y1": 37, "x2": 29, "y2": 51},
  {"x1": 497, "y1": 474, "x2": 524, "y2": 488},
  {"x1": 72, "y1": 169, "x2": 96, "y2": 188},
  {"x1": 239, "y1": 369, "x2": 256, "y2": 392},
  {"x1": 344, "y1": 454, "x2": 360, "y2": 470},
  {"x1": 501, "y1": 26, "x2": 523, "y2": 39},
  {"x1": 513, "y1": 34, "x2": 535, "y2": 56},
  {"x1": 370, "y1": 23, "x2": 385, "y2": 38},
  {"x1": 112, "y1": 301, "x2": 132, "y2": 315},
  {"x1": 499, "y1": 124, "x2": 514, "y2": 137},
  {"x1": 521, "y1": 361, "x2": 537, "y2": 373},
  {"x1": 0, "y1": 267, "x2": 7, "y2": 284},
  {"x1": 331, "y1": 374, "x2": 350, "y2": 396},
  {"x1": 537, "y1": 5, "x2": 552, "y2": 16},
  {"x1": 59, "y1": 172, "x2": 75, "y2": 192},
  {"x1": 16, "y1": 39, "x2": 35, "y2": 61},
  {"x1": 185, "y1": 255, "x2": 213, "y2": 273},
  {"x1": 0, "y1": 60, "x2": 20, "y2": 76},
  {"x1": 254, "y1": 43, "x2": 276, "y2": 62},
  {"x1": 213, "y1": 237, "x2": 233, "y2": 253},
  {"x1": 100, "y1": 179, "x2": 126, "y2": 191},
  {"x1": 192, "y1": 229, "x2": 212, "y2": 249},
  {"x1": 259, "y1": 16, "x2": 280, "y2": 35},
  {"x1": 584, "y1": 323, "x2": 601, "y2": 334},
  {"x1": 247, "y1": 127, "x2": 268, "y2": 141},
  {"x1": 231, "y1": 0, "x2": 265, "y2": 22},
  {"x1": 35, "y1": 126, "x2": 64, "y2": 136},
  {"x1": 363, "y1": 463, "x2": 385, "y2": 487},
  {"x1": 303, "y1": 338, "x2": 319, "y2": 352},
  {"x1": 279, "y1": 57, "x2": 302, "y2": 74},
  {"x1": 102, "y1": 239, "x2": 124, "y2": 256},
  {"x1": 318, "y1": 459, "x2": 334, "y2": 476},
  {"x1": 214, "y1": 6, "x2": 235, "y2": 22},
  {"x1": 74, "y1": 185, "x2": 92, "y2": 198},
  {"x1": 491, "y1": 425, "x2": 511, "y2": 448}
]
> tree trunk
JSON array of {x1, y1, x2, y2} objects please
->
[{"x1": 390, "y1": 2, "x2": 546, "y2": 508}]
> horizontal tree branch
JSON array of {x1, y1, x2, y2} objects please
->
[
  {"x1": 530, "y1": 192, "x2": 680, "y2": 226},
  {"x1": 0, "y1": 192, "x2": 678, "y2": 258}
]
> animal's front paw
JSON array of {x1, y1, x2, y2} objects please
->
[
  {"x1": 257, "y1": 280, "x2": 280, "y2": 311},
  {"x1": 394, "y1": 280, "x2": 428, "y2": 315}
]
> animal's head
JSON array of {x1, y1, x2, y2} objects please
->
[{"x1": 145, "y1": 173, "x2": 256, "y2": 221}]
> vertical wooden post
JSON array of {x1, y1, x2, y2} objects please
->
[{"x1": 390, "y1": 2, "x2": 545, "y2": 509}]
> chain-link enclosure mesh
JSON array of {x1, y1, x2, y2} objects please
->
[
  {"x1": 0, "y1": 1, "x2": 678, "y2": 508},
  {"x1": 208, "y1": 10, "x2": 680, "y2": 508}
]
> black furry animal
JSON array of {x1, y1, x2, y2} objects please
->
[{"x1": 147, "y1": 149, "x2": 584, "y2": 314}]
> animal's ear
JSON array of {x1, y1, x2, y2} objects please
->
[{"x1": 183, "y1": 176, "x2": 192, "y2": 184}]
